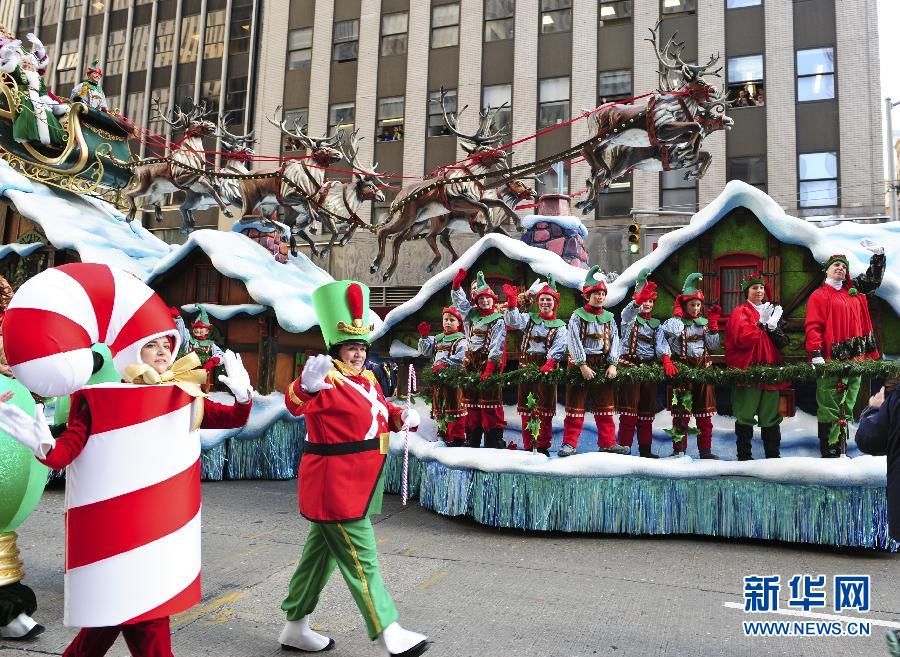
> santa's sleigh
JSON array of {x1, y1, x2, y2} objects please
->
[{"x1": 0, "y1": 72, "x2": 133, "y2": 194}]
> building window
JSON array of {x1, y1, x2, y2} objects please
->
[
  {"x1": 431, "y1": 4, "x2": 460, "y2": 49},
  {"x1": 288, "y1": 27, "x2": 313, "y2": 69},
  {"x1": 195, "y1": 266, "x2": 221, "y2": 304},
  {"x1": 661, "y1": 0, "x2": 696, "y2": 14},
  {"x1": 428, "y1": 89, "x2": 456, "y2": 137},
  {"x1": 727, "y1": 156, "x2": 767, "y2": 193},
  {"x1": 19, "y1": 1, "x2": 37, "y2": 32},
  {"x1": 536, "y1": 166, "x2": 568, "y2": 196},
  {"x1": 332, "y1": 19, "x2": 359, "y2": 62},
  {"x1": 106, "y1": 29, "x2": 126, "y2": 76},
  {"x1": 126, "y1": 91, "x2": 145, "y2": 124},
  {"x1": 200, "y1": 80, "x2": 221, "y2": 113},
  {"x1": 797, "y1": 47, "x2": 835, "y2": 102},
  {"x1": 56, "y1": 40, "x2": 79, "y2": 87},
  {"x1": 179, "y1": 14, "x2": 201, "y2": 64},
  {"x1": 485, "y1": 0, "x2": 514, "y2": 42},
  {"x1": 482, "y1": 84, "x2": 512, "y2": 134},
  {"x1": 599, "y1": 0, "x2": 632, "y2": 21},
  {"x1": 799, "y1": 152, "x2": 838, "y2": 208},
  {"x1": 204, "y1": 10, "x2": 226, "y2": 59},
  {"x1": 83, "y1": 34, "x2": 103, "y2": 74},
  {"x1": 64, "y1": 0, "x2": 83, "y2": 21},
  {"x1": 598, "y1": 69, "x2": 632, "y2": 103},
  {"x1": 154, "y1": 20, "x2": 176, "y2": 68},
  {"x1": 229, "y1": 0, "x2": 253, "y2": 54},
  {"x1": 175, "y1": 83, "x2": 196, "y2": 110},
  {"x1": 381, "y1": 12, "x2": 408, "y2": 56},
  {"x1": 595, "y1": 175, "x2": 632, "y2": 217},
  {"x1": 225, "y1": 76, "x2": 248, "y2": 124},
  {"x1": 660, "y1": 170, "x2": 697, "y2": 212},
  {"x1": 538, "y1": 77, "x2": 569, "y2": 128},
  {"x1": 727, "y1": 0, "x2": 761, "y2": 7},
  {"x1": 42, "y1": 0, "x2": 60, "y2": 23},
  {"x1": 727, "y1": 55, "x2": 764, "y2": 107},
  {"x1": 377, "y1": 96, "x2": 405, "y2": 141},
  {"x1": 130, "y1": 24, "x2": 150, "y2": 70},
  {"x1": 282, "y1": 108, "x2": 309, "y2": 151},
  {"x1": 540, "y1": 0, "x2": 571, "y2": 34},
  {"x1": 329, "y1": 102, "x2": 355, "y2": 137},
  {"x1": 716, "y1": 254, "x2": 763, "y2": 315},
  {"x1": 148, "y1": 88, "x2": 171, "y2": 135}
]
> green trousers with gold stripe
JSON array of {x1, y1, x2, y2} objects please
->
[{"x1": 281, "y1": 517, "x2": 399, "y2": 640}]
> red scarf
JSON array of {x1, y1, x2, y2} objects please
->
[{"x1": 582, "y1": 303, "x2": 604, "y2": 315}]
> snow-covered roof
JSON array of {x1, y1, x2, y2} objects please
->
[
  {"x1": 0, "y1": 242, "x2": 43, "y2": 259},
  {"x1": 180, "y1": 302, "x2": 267, "y2": 320},
  {"x1": 609, "y1": 180, "x2": 900, "y2": 313},
  {"x1": 372, "y1": 233, "x2": 590, "y2": 339},
  {"x1": 521, "y1": 214, "x2": 588, "y2": 238}
]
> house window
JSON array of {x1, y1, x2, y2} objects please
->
[
  {"x1": 195, "y1": 266, "x2": 221, "y2": 304},
  {"x1": 727, "y1": 55, "x2": 764, "y2": 107},
  {"x1": 716, "y1": 254, "x2": 763, "y2": 315},
  {"x1": 428, "y1": 89, "x2": 456, "y2": 137},
  {"x1": 599, "y1": 0, "x2": 632, "y2": 21},
  {"x1": 540, "y1": 0, "x2": 571, "y2": 34},
  {"x1": 727, "y1": 156, "x2": 767, "y2": 193},
  {"x1": 281, "y1": 108, "x2": 308, "y2": 151},
  {"x1": 381, "y1": 12, "x2": 408, "y2": 56},
  {"x1": 660, "y1": 170, "x2": 697, "y2": 212},
  {"x1": 333, "y1": 19, "x2": 359, "y2": 62},
  {"x1": 485, "y1": 0, "x2": 514, "y2": 42},
  {"x1": 799, "y1": 152, "x2": 838, "y2": 208},
  {"x1": 288, "y1": 27, "x2": 313, "y2": 70},
  {"x1": 431, "y1": 4, "x2": 460, "y2": 48},
  {"x1": 797, "y1": 47, "x2": 835, "y2": 102},
  {"x1": 377, "y1": 96, "x2": 405, "y2": 141},
  {"x1": 598, "y1": 69, "x2": 632, "y2": 103},
  {"x1": 329, "y1": 102, "x2": 355, "y2": 137},
  {"x1": 727, "y1": 0, "x2": 761, "y2": 7},
  {"x1": 482, "y1": 84, "x2": 512, "y2": 134},
  {"x1": 661, "y1": 0, "x2": 695, "y2": 14},
  {"x1": 538, "y1": 77, "x2": 569, "y2": 128}
]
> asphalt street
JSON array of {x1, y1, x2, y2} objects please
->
[{"x1": 3, "y1": 479, "x2": 899, "y2": 657}]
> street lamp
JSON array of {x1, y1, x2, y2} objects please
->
[{"x1": 885, "y1": 98, "x2": 900, "y2": 221}]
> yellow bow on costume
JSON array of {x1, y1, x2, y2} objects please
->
[{"x1": 123, "y1": 352, "x2": 209, "y2": 398}]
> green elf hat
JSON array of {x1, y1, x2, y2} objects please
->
[
  {"x1": 673, "y1": 272, "x2": 704, "y2": 317},
  {"x1": 312, "y1": 280, "x2": 375, "y2": 348},
  {"x1": 86, "y1": 58, "x2": 102, "y2": 76},
  {"x1": 191, "y1": 305, "x2": 213, "y2": 329},
  {"x1": 740, "y1": 272, "x2": 765, "y2": 293},
  {"x1": 471, "y1": 271, "x2": 499, "y2": 302},
  {"x1": 821, "y1": 253, "x2": 857, "y2": 294},
  {"x1": 582, "y1": 265, "x2": 608, "y2": 297},
  {"x1": 533, "y1": 274, "x2": 560, "y2": 307},
  {"x1": 632, "y1": 268, "x2": 657, "y2": 301}
]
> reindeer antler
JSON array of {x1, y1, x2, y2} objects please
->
[
  {"x1": 150, "y1": 97, "x2": 187, "y2": 129},
  {"x1": 219, "y1": 111, "x2": 257, "y2": 146},
  {"x1": 340, "y1": 129, "x2": 386, "y2": 183}
]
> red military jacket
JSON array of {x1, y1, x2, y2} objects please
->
[{"x1": 285, "y1": 359, "x2": 404, "y2": 523}]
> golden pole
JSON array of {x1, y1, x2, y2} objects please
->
[{"x1": 0, "y1": 532, "x2": 24, "y2": 587}]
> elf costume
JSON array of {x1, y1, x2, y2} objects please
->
[
  {"x1": 280, "y1": 280, "x2": 429, "y2": 657},
  {"x1": 176, "y1": 306, "x2": 225, "y2": 392},
  {"x1": 451, "y1": 269, "x2": 508, "y2": 449},
  {"x1": 805, "y1": 245, "x2": 885, "y2": 457},
  {"x1": 725, "y1": 273, "x2": 790, "y2": 460},
  {"x1": 616, "y1": 269, "x2": 661, "y2": 458},
  {"x1": 656, "y1": 273, "x2": 722, "y2": 458},
  {"x1": 559, "y1": 266, "x2": 629, "y2": 457},
  {"x1": 418, "y1": 306, "x2": 468, "y2": 447},
  {"x1": 69, "y1": 59, "x2": 108, "y2": 111},
  {"x1": 0, "y1": 263, "x2": 253, "y2": 657},
  {"x1": 502, "y1": 276, "x2": 567, "y2": 455}
]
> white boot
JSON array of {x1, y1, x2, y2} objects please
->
[
  {"x1": 378, "y1": 622, "x2": 429, "y2": 657},
  {"x1": 0, "y1": 612, "x2": 44, "y2": 640},
  {"x1": 278, "y1": 615, "x2": 334, "y2": 652}
]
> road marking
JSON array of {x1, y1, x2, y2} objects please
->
[
  {"x1": 416, "y1": 570, "x2": 448, "y2": 591},
  {"x1": 172, "y1": 591, "x2": 247, "y2": 628},
  {"x1": 240, "y1": 543, "x2": 267, "y2": 558},
  {"x1": 723, "y1": 601, "x2": 900, "y2": 628},
  {"x1": 248, "y1": 528, "x2": 280, "y2": 540}
]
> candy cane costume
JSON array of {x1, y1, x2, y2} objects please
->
[{"x1": 1, "y1": 263, "x2": 251, "y2": 656}]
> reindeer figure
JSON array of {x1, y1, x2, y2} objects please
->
[
  {"x1": 238, "y1": 109, "x2": 343, "y2": 256},
  {"x1": 370, "y1": 89, "x2": 520, "y2": 281},
  {"x1": 123, "y1": 99, "x2": 233, "y2": 224},
  {"x1": 576, "y1": 20, "x2": 733, "y2": 214},
  {"x1": 178, "y1": 115, "x2": 255, "y2": 232}
]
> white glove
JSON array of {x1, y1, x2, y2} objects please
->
[
  {"x1": 218, "y1": 349, "x2": 253, "y2": 403},
  {"x1": 811, "y1": 356, "x2": 826, "y2": 367},
  {"x1": 766, "y1": 305, "x2": 783, "y2": 331},
  {"x1": 756, "y1": 302, "x2": 773, "y2": 325},
  {"x1": 25, "y1": 33, "x2": 45, "y2": 57},
  {"x1": 401, "y1": 408, "x2": 420, "y2": 429},
  {"x1": 859, "y1": 239, "x2": 884, "y2": 255},
  {"x1": 300, "y1": 354, "x2": 334, "y2": 393},
  {"x1": 0, "y1": 403, "x2": 55, "y2": 458},
  {"x1": 526, "y1": 279, "x2": 546, "y2": 297}
]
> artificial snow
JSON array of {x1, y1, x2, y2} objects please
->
[
  {"x1": 0, "y1": 242, "x2": 42, "y2": 259},
  {"x1": 521, "y1": 214, "x2": 589, "y2": 238},
  {"x1": 181, "y1": 302, "x2": 267, "y2": 321},
  {"x1": 389, "y1": 340, "x2": 421, "y2": 358},
  {"x1": 199, "y1": 391, "x2": 300, "y2": 450}
]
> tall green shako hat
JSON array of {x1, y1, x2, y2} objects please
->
[
  {"x1": 673, "y1": 272, "x2": 704, "y2": 317},
  {"x1": 312, "y1": 280, "x2": 375, "y2": 348}
]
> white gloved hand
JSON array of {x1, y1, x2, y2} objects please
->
[
  {"x1": 300, "y1": 354, "x2": 334, "y2": 393},
  {"x1": 25, "y1": 33, "x2": 45, "y2": 57},
  {"x1": 756, "y1": 302, "x2": 773, "y2": 325},
  {"x1": 401, "y1": 408, "x2": 420, "y2": 429},
  {"x1": 0, "y1": 403, "x2": 55, "y2": 458},
  {"x1": 766, "y1": 305, "x2": 783, "y2": 331},
  {"x1": 218, "y1": 349, "x2": 253, "y2": 403},
  {"x1": 526, "y1": 279, "x2": 546, "y2": 297},
  {"x1": 859, "y1": 239, "x2": 884, "y2": 255},
  {"x1": 811, "y1": 356, "x2": 826, "y2": 367}
]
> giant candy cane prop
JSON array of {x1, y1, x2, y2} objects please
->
[{"x1": 401, "y1": 364, "x2": 417, "y2": 506}]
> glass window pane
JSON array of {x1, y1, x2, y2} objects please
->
[
  {"x1": 204, "y1": 10, "x2": 226, "y2": 59},
  {"x1": 334, "y1": 19, "x2": 359, "y2": 43},
  {"x1": 483, "y1": 84, "x2": 512, "y2": 107},
  {"x1": 539, "y1": 101, "x2": 569, "y2": 127},
  {"x1": 289, "y1": 27, "x2": 313, "y2": 50},
  {"x1": 661, "y1": 188, "x2": 697, "y2": 211},
  {"x1": 540, "y1": 0, "x2": 571, "y2": 9},
  {"x1": 661, "y1": 0, "x2": 696, "y2": 13},
  {"x1": 432, "y1": 4, "x2": 460, "y2": 27},
  {"x1": 541, "y1": 9, "x2": 571, "y2": 33},
  {"x1": 727, "y1": 0, "x2": 761, "y2": 6},
  {"x1": 329, "y1": 103, "x2": 355, "y2": 126},
  {"x1": 799, "y1": 152, "x2": 837, "y2": 180},
  {"x1": 429, "y1": 89, "x2": 457, "y2": 136},
  {"x1": 378, "y1": 96, "x2": 404, "y2": 119},
  {"x1": 797, "y1": 74, "x2": 834, "y2": 102},
  {"x1": 381, "y1": 34, "x2": 407, "y2": 56},
  {"x1": 154, "y1": 20, "x2": 175, "y2": 68},
  {"x1": 799, "y1": 180, "x2": 838, "y2": 207},
  {"x1": 431, "y1": 25, "x2": 459, "y2": 48},
  {"x1": 599, "y1": 1, "x2": 632, "y2": 20},
  {"x1": 662, "y1": 169, "x2": 696, "y2": 190},
  {"x1": 727, "y1": 55, "x2": 763, "y2": 83},
  {"x1": 382, "y1": 12, "x2": 408, "y2": 35},
  {"x1": 179, "y1": 14, "x2": 201, "y2": 64},
  {"x1": 540, "y1": 77, "x2": 569, "y2": 102},
  {"x1": 727, "y1": 157, "x2": 766, "y2": 186},
  {"x1": 598, "y1": 69, "x2": 631, "y2": 98},
  {"x1": 796, "y1": 47, "x2": 834, "y2": 76},
  {"x1": 333, "y1": 41, "x2": 359, "y2": 62},
  {"x1": 485, "y1": 0, "x2": 514, "y2": 19},
  {"x1": 484, "y1": 18, "x2": 514, "y2": 41},
  {"x1": 288, "y1": 49, "x2": 311, "y2": 69}
]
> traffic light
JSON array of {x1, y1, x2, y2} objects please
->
[{"x1": 627, "y1": 222, "x2": 641, "y2": 254}]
